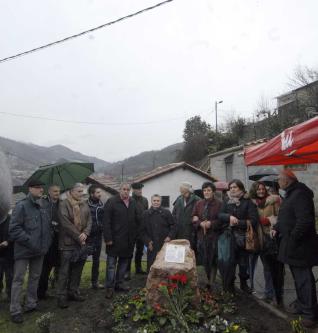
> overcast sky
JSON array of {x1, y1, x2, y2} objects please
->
[{"x1": 0, "y1": 0, "x2": 317, "y2": 162}]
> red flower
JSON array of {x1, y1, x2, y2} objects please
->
[
  {"x1": 168, "y1": 273, "x2": 188, "y2": 285},
  {"x1": 179, "y1": 274, "x2": 187, "y2": 285}
]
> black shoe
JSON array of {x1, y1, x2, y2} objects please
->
[
  {"x1": 24, "y1": 306, "x2": 39, "y2": 313},
  {"x1": 302, "y1": 318, "x2": 317, "y2": 328},
  {"x1": 92, "y1": 283, "x2": 105, "y2": 290},
  {"x1": 240, "y1": 281, "x2": 252, "y2": 294},
  {"x1": 286, "y1": 302, "x2": 302, "y2": 315},
  {"x1": 11, "y1": 313, "x2": 24, "y2": 324},
  {"x1": 68, "y1": 293, "x2": 85, "y2": 302},
  {"x1": 57, "y1": 297, "x2": 69, "y2": 309},
  {"x1": 115, "y1": 284, "x2": 130, "y2": 292},
  {"x1": 124, "y1": 273, "x2": 131, "y2": 281},
  {"x1": 105, "y1": 288, "x2": 114, "y2": 299}
]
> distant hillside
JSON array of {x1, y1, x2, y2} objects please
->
[
  {"x1": 0, "y1": 136, "x2": 183, "y2": 185},
  {"x1": 104, "y1": 143, "x2": 184, "y2": 179},
  {"x1": 0, "y1": 137, "x2": 110, "y2": 185}
]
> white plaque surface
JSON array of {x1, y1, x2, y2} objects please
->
[{"x1": 164, "y1": 244, "x2": 186, "y2": 263}]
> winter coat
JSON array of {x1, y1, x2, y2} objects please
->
[
  {"x1": 9, "y1": 194, "x2": 52, "y2": 260},
  {"x1": 192, "y1": 198, "x2": 222, "y2": 266},
  {"x1": 252, "y1": 195, "x2": 280, "y2": 255},
  {"x1": 87, "y1": 198, "x2": 104, "y2": 237},
  {"x1": 132, "y1": 193, "x2": 149, "y2": 240},
  {"x1": 274, "y1": 181, "x2": 318, "y2": 267},
  {"x1": 0, "y1": 215, "x2": 14, "y2": 261},
  {"x1": 141, "y1": 207, "x2": 177, "y2": 253},
  {"x1": 218, "y1": 194, "x2": 259, "y2": 249},
  {"x1": 58, "y1": 198, "x2": 92, "y2": 251},
  {"x1": 172, "y1": 194, "x2": 201, "y2": 247},
  {"x1": 40, "y1": 196, "x2": 60, "y2": 266},
  {"x1": 103, "y1": 195, "x2": 141, "y2": 258}
]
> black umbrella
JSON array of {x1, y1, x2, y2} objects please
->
[
  {"x1": 258, "y1": 175, "x2": 279, "y2": 186},
  {"x1": 249, "y1": 167, "x2": 280, "y2": 181}
]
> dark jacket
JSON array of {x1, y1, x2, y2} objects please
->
[
  {"x1": 0, "y1": 215, "x2": 14, "y2": 261},
  {"x1": 141, "y1": 207, "x2": 177, "y2": 253},
  {"x1": 87, "y1": 198, "x2": 104, "y2": 237},
  {"x1": 9, "y1": 194, "x2": 52, "y2": 260},
  {"x1": 58, "y1": 197, "x2": 92, "y2": 251},
  {"x1": 172, "y1": 194, "x2": 201, "y2": 245},
  {"x1": 132, "y1": 193, "x2": 149, "y2": 212},
  {"x1": 40, "y1": 196, "x2": 60, "y2": 266},
  {"x1": 274, "y1": 181, "x2": 318, "y2": 267},
  {"x1": 103, "y1": 195, "x2": 141, "y2": 258},
  {"x1": 218, "y1": 195, "x2": 259, "y2": 234}
]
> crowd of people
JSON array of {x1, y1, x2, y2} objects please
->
[{"x1": 0, "y1": 169, "x2": 318, "y2": 328}]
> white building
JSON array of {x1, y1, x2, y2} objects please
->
[{"x1": 132, "y1": 162, "x2": 216, "y2": 210}]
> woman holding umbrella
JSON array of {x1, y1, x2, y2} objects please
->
[
  {"x1": 192, "y1": 182, "x2": 222, "y2": 289},
  {"x1": 249, "y1": 181, "x2": 284, "y2": 306}
]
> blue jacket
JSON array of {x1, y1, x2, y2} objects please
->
[{"x1": 9, "y1": 193, "x2": 52, "y2": 260}]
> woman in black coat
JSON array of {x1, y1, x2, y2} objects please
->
[
  {"x1": 218, "y1": 179, "x2": 259, "y2": 293},
  {"x1": 140, "y1": 194, "x2": 177, "y2": 271}
]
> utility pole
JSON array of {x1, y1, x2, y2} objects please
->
[
  {"x1": 214, "y1": 100, "x2": 223, "y2": 133},
  {"x1": 121, "y1": 164, "x2": 124, "y2": 182}
]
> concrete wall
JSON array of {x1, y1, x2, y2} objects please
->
[{"x1": 142, "y1": 168, "x2": 212, "y2": 211}]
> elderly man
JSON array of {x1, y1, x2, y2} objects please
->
[
  {"x1": 125, "y1": 182, "x2": 149, "y2": 279},
  {"x1": 141, "y1": 194, "x2": 176, "y2": 271},
  {"x1": 173, "y1": 182, "x2": 201, "y2": 249},
  {"x1": 9, "y1": 180, "x2": 52, "y2": 324},
  {"x1": 103, "y1": 183, "x2": 141, "y2": 299},
  {"x1": 273, "y1": 169, "x2": 318, "y2": 327},
  {"x1": 57, "y1": 183, "x2": 92, "y2": 309},
  {"x1": 38, "y1": 184, "x2": 61, "y2": 299}
]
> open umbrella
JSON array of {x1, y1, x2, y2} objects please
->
[
  {"x1": 15, "y1": 161, "x2": 94, "y2": 194},
  {"x1": 248, "y1": 167, "x2": 279, "y2": 181},
  {"x1": 258, "y1": 175, "x2": 279, "y2": 187},
  {"x1": 214, "y1": 181, "x2": 229, "y2": 191}
]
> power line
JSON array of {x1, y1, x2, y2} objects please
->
[
  {"x1": 0, "y1": 111, "x2": 190, "y2": 126},
  {"x1": 0, "y1": 0, "x2": 175, "y2": 64}
]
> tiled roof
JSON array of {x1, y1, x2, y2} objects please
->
[
  {"x1": 133, "y1": 162, "x2": 216, "y2": 183},
  {"x1": 86, "y1": 175, "x2": 120, "y2": 194}
]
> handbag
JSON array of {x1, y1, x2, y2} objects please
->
[{"x1": 245, "y1": 220, "x2": 259, "y2": 252}]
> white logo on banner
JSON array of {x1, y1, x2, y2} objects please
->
[{"x1": 281, "y1": 131, "x2": 293, "y2": 151}]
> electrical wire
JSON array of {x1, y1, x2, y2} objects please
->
[
  {"x1": 0, "y1": 110, "x2": 192, "y2": 126},
  {"x1": 0, "y1": 0, "x2": 175, "y2": 64}
]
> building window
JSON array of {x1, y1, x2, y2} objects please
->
[
  {"x1": 224, "y1": 154, "x2": 234, "y2": 182},
  {"x1": 161, "y1": 196, "x2": 170, "y2": 208}
]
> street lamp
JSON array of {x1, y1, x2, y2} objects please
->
[{"x1": 215, "y1": 100, "x2": 223, "y2": 134}]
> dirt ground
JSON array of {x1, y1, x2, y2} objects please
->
[{"x1": 0, "y1": 264, "x2": 303, "y2": 333}]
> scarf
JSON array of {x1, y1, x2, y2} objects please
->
[
  {"x1": 67, "y1": 194, "x2": 83, "y2": 231},
  {"x1": 255, "y1": 196, "x2": 267, "y2": 209},
  {"x1": 227, "y1": 190, "x2": 244, "y2": 206}
]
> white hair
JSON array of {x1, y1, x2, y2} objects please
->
[
  {"x1": 70, "y1": 183, "x2": 84, "y2": 191},
  {"x1": 0, "y1": 151, "x2": 12, "y2": 222}
]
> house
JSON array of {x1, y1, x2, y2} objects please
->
[
  {"x1": 209, "y1": 145, "x2": 318, "y2": 214},
  {"x1": 132, "y1": 162, "x2": 216, "y2": 210},
  {"x1": 84, "y1": 175, "x2": 120, "y2": 203}
]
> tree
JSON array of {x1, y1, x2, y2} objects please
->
[{"x1": 180, "y1": 116, "x2": 211, "y2": 163}]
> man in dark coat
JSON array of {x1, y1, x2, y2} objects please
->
[
  {"x1": 9, "y1": 180, "x2": 52, "y2": 324},
  {"x1": 0, "y1": 213, "x2": 14, "y2": 301},
  {"x1": 103, "y1": 183, "x2": 141, "y2": 299},
  {"x1": 125, "y1": 182, "x2": 148, "y2": 279},
  {"x1": 86, "y1": 184, "x2": 104, "y2": 289},
  {"x1": 173, "y1": 182, "x2": 201, "y2": 249},
  {"x1": 38, "y1": 185, "x2": 61, "y2": 299},
  {"x1": 273, "y1": 169, "x2": 318, "y2": 327},
  {"x1": 141, "y1": 194, "x2": 177, "y2": 271}
]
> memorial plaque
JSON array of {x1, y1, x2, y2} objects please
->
[{"x1": 164, "y1": 244, "x2": 186, "y2": 263}]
